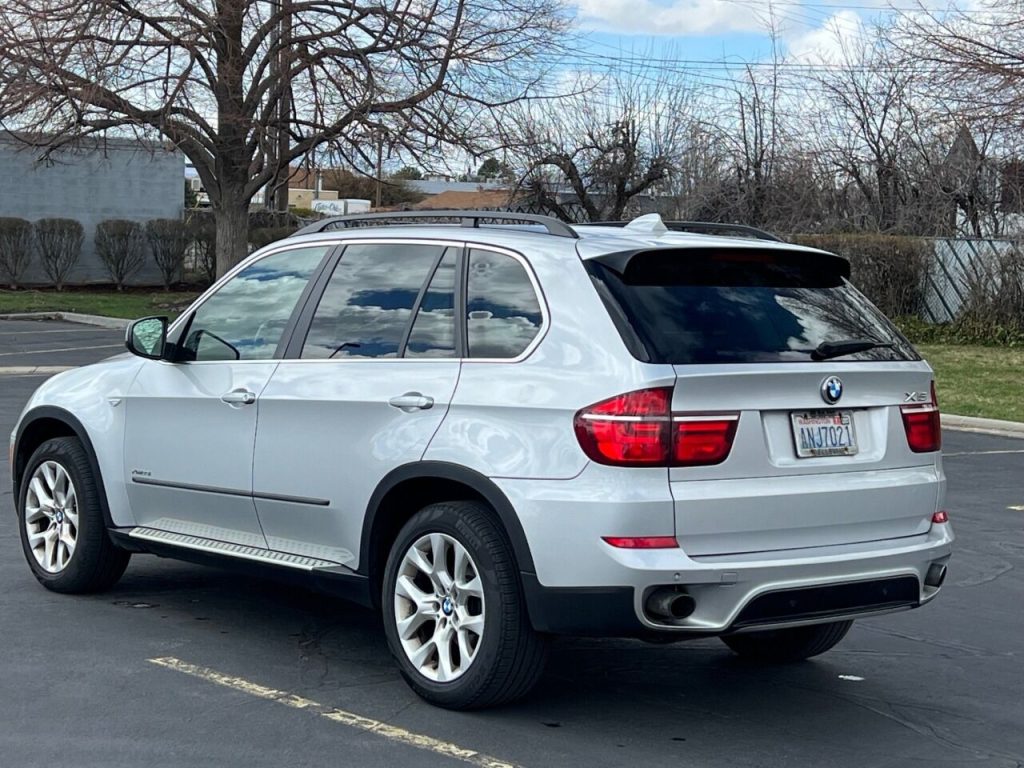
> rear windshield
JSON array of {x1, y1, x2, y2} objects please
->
[{"x1": 586, "y1": 250, "x2": 918, "y2": 365}]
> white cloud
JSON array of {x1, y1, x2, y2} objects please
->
[
  {"x1": 785, "y1": 10, "x2": 866, "y2": 64},
  {"x1": 573, "y1": 0, "x2": 772, "y2": 36}
]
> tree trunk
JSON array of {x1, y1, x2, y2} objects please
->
[{"x1": 213, "y1": 200, "x2": 249, "y2": 279}]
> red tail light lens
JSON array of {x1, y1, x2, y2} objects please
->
[
  {"x1": 901, "y1": 380, "x2": 941, "y2": 453},
  {"x1": 573, "y1": 387, "x2": 672, "y2": 465},
  {"x1": 673, "y1": 417, "x2": 740, "y2": 466},
  {"x1": 574, "y1": 388, "x2": 738, "y2": 467},
  {"x1": 931, "y1": 510, "x2": 949, "y2": 524},
  {"x1": 602, "y1": 536, "x2": 679, "y2": 549}
]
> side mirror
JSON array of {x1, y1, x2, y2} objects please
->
[{"x1": 125, "y1": 316, "x2": 168, "y2": 360}]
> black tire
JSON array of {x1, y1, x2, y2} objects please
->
[
  {"x1": 17, "y1": 437, "x2": 130, "y2": 593},
  {"x1": 721, "y1": 620, "x2": 853, "y2": 662},
  {"x1": 381, "y1": 501, "x2": 547, "y2": 710}
]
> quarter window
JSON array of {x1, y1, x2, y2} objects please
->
[
  {"x1": 465, "y1": 249, "x2": 543, "y2": 359},
  {"x1": 181, "y1": 246, "x2": 328, "y2": 361},
  {"x1": 301, "y1": 243, "x2": 447, "y2": 359}
]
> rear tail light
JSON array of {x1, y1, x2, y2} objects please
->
[
  {"x1": 574, "y1": 387, "x2": 738, "y2": 467},
  {"x1": 673, "y1": 417, "x2": 739, "y2": 466},
  {"x1": 901, "y1": 380, "x2": 941, "y2": 453},
  {"x1": 931, "y1": 510, "x2": 949, "y2": 524}
]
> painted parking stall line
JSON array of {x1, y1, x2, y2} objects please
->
[{"x1": 148, "y1": 657, "x2": 521, "y2": 768}]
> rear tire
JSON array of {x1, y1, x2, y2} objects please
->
[
  {"x1": 18, "y1": 437, "x2": 130, "y2": 593},
  {"x1": 721, "y1": 620, "x2": 853, "y2": 662},
  {"x1": 382, "y1": 501, "x2": 547, "y2": 709}
]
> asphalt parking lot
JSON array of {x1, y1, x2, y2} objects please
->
[{"x1": 1, "y1": 318, "x2": 1022, "y2": 768}]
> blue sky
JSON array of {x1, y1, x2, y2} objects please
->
[{"x1": 568, "y1": 0, "x2": 893, "y2": 67}]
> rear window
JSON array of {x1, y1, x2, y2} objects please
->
[{"x1": 586, "y1": 250, "x2": 918, "y2": 365}]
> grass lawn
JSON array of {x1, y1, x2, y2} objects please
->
[
  {"x1": 0, "y1": 288, "x2": 200, "y2": 320},
  {"x1": 918, "y1": 344, "x2": 1024, "y2": 423}
]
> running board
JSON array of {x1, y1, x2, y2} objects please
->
[{"x1": 128, "y1": 527, "x2": 342, "y2": 571}]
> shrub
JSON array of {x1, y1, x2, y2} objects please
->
[
  {"x1": 249, "y1": 226, "x2": 298, "y2": 250},
  {"x1": 95, "y1": 219, "x2": 146, "y2": 291},
  {"x1": 34, "y1": 218, "x2": 84, "y2": 291},
  {"x1": 0, "y1": 217, "x2": 34, "y2": 289},
  {"x1": 955, "y1": 244, "x2": 1024, "y2": 345},
  {"x1": 790, "y1": 234, "x2": 930, "y2": 318},
  {"x1": 185, "y1": 211, "x2": 217, "y2": 286},
  {"x1": 146, "y1": 218, "x2": 190, "y2": 290}
]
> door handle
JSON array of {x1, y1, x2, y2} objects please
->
[
  {"x1": 388, "y1": 392, "x2": 434, "y2": 412},
  {"x1": 221, "y1": 389, "x2": 256, "y2": 406}
]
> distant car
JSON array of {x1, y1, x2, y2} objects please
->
[{"x1": 9, "y1": 211, "x2": 952, "y2": 709}]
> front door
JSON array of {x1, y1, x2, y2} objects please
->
[
  {"x1": 252, "y1": 241, "x2": 462, "y2": 566},
  {"x1": 123, "y1": 244, "x2": 333, "y2": 546}
]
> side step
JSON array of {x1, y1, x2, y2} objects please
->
[{"x1": 128, "y1": 527, "x2": 342, "y2": 571}]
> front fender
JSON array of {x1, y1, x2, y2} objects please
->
[{"x1": 12, "y1": 358, "x2": 144, "y2": 528}]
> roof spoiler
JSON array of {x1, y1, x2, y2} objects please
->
[{"x1": 591, "y1": 246, "x2": 852, "y2": 281}]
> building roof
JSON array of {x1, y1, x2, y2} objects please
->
[
  {"x1": 408, "y1": 180, "x2": 511, "y2": 195},
  {"x1": 413, "y1": 189, "x2": 519, "y2": 210}
]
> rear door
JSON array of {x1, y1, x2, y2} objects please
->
[
  {"x1": 586, "y1": 246, "x2": 941, "y2": 556},
  {"x1": 251, "y1": 240, "x2": 462, "y2": 566}
]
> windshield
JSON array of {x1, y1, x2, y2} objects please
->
[{"x1": 586, "y1": 251, "x2": 918, "y2": 365}]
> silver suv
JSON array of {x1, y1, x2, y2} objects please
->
[{"x1": 9, "y1": 212, "x2": 952, "y2": 709}]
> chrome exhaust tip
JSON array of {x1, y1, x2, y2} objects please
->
[
  {"x1": 645, "y1": 588, "x2": 696, "y2": 622},
  {"x1": 925, "y1": 563, "x2": 947, "y2": 588}
]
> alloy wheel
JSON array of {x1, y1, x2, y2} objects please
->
[
  {"x1": 24, "y1": 460, "x2": 79, "y2": 573},
  {"x1": 393, "y1": 532, "x2": 485, "y2": 682}
]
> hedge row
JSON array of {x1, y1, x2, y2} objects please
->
[{"x1": 0, "y1": 213, "x2": 300, "y2": 291}]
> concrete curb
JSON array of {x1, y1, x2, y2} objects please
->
[
  {"x1": 0, "y1": 311, "x2": 129, "y2": 330},
  {"x1": 0, "y1": 365, "x2": 77, "y2": 376},
  {"x1": 942, "y1": 414, "x2": 1024, "y2": 440}
]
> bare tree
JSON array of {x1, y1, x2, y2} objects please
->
[
  {"x1": 506, "y1": 60, "x2": 700, "y2": 222},
  {"x1": 896, "y1": 2, "x2": 1024, "y2": 130},
  {"x1": 0, "y1": 0, "x2": 566, "y2": 276}
]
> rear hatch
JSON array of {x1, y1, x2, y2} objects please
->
[{"x1": 585, "y1": 243, "x2": 941, "y2": 556}]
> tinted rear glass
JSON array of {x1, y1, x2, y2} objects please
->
[{"x1": 587, "y1": 251, "x2": 917, "y2": 364}]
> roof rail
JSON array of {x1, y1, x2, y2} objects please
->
[
  {"x1": 590, "y1": 220, "x2": 784, "y2": 243},
  {"x1": 291, "y1": 210, "x2": 579, "y2": 239}
]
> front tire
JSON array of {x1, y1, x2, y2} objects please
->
[
  {"x1": 721, "y1": 620, "x2": 853, "y2": 662},
  {"x1": 382, "y1": 501, "x2": 547, "y2": 709},
  {"x1": 18, "y1": 437, "x2": 130, "y2": 593}
]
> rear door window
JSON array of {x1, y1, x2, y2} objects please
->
[
  {"x1": 301, "y1": 243, "x2": 446, "y2": 359},
  {"x1": 586, "y1": 249, "x2": 917, "y2": 364}
]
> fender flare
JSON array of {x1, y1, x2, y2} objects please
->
[
  {"x1": 13, "y1": 406, "x2": 115, "y2": 529},
  {"x1": 360, "y1": 461, "x2": 536, "y2": 577}
]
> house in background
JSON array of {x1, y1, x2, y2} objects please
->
[{"x1": 0, "y1": 131, "x2": 183, "y2": 285}]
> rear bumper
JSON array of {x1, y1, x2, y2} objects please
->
[
  {"x1": 497, "y1": 463, "x2": 951, "y2": 637},
  {"x1": 517, "y1": 524, "x2": 953, "y2": 637}
]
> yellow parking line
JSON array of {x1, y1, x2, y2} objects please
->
[{"x1": 148, "y1": 657, "x2": 520, "y2": 768}]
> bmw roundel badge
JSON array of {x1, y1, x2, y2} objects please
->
[{"x1": 821, "y1": 376, "x2": 843, "y2": 405}]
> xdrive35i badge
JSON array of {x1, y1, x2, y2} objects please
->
[{"x1": 821, "y1": 376, "x2": 843, "y2": 405}]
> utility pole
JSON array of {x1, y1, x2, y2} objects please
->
[
  {"x1": 274, "y1": 0, "x2": 292, "y2": 216},
  {"x1": 375, "y1": 130, "x2": 384, "y2": 209}
]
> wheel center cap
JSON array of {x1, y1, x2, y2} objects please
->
[
  {"x1": 54, "y1": 510, "x2": 64, "y2": 524},
  {"x1": 441, "y1": 596, "x2": 454, "y2": 616}
]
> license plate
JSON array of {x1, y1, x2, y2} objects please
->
[{"x1": 791, "y1": 410, "x2": 858, "y2": 457}]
